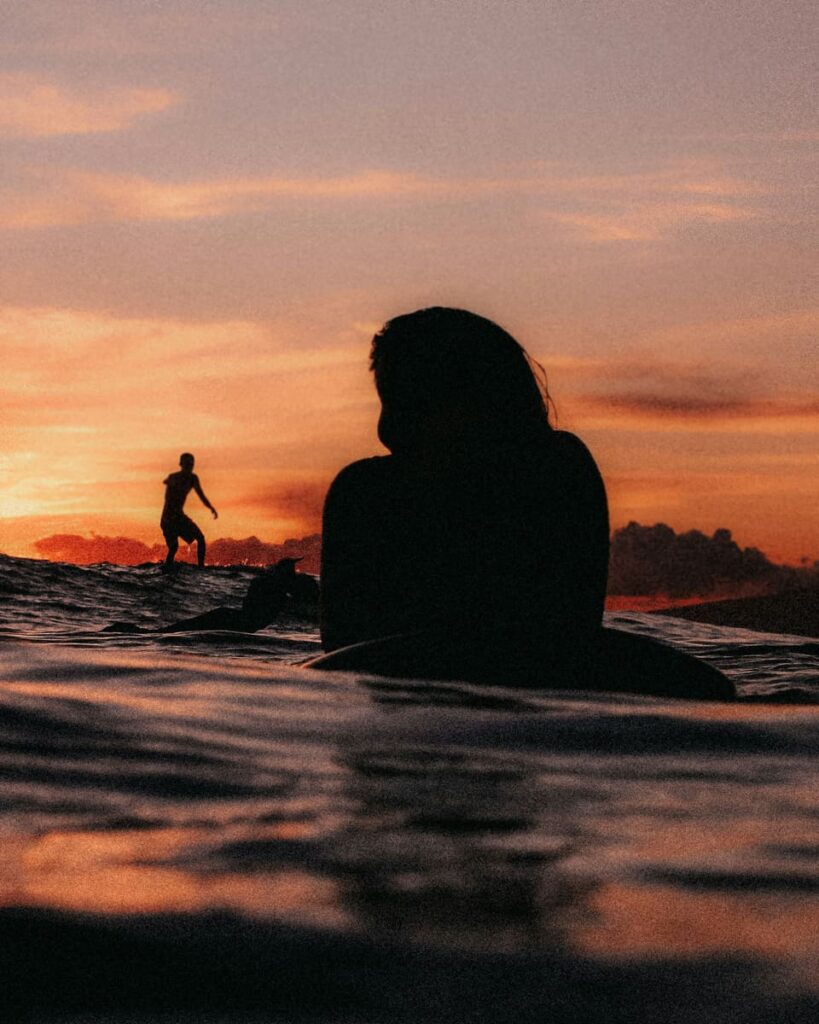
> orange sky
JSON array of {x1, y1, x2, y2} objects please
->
[{"x1": 0, "y1": 2, "x2": 816, "y2": 564}]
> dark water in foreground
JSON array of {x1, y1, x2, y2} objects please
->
[{"x1": 1, "y1": 554, "x2": 818, "y2": 1022}]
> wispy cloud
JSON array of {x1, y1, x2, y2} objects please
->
[
  {"x1": 0, "y1": 73, "x2": 177, "y2": 138},
  {"x1": 532, "y1": 163, "x2": 764, "y2": 242},
  {"x1": 0, "y1": 161, "x2": 768, "y2": 229},
  {"x1": 0, "y1": 169, "x2": 440, "y2": 228},
  {"x1": 544, "y1": 200, "x2": 754, "y2": 243}
]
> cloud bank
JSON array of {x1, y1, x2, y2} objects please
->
[{"x1": 0, "y1": 73, "x2": 176, "y2": 138}]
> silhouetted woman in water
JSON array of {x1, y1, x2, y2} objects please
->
[{"x1": 313, "y1": 307, "x2": 733, "y2": 699}]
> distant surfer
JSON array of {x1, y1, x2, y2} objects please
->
[
  {"x1": 103, "y1": 558, "x2": 317, "y2": 633},
  {"x1": 161, "y1": 557, "x2": 318, "y2": 632},
  {"x1": 161, "y1": 452, "x2": 217, "y2": 569}
]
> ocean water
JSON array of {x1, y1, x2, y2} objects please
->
[{"x1": 1, "y1": 553, "x2": 817, "y2": 1023}]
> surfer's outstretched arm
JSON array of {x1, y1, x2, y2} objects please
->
[
  {"x1": 161, "y1": 606, "x2": 247, "y2": 633},
  {"x1": 192, "y1": 475, "x2": 218, "y2": 519}
]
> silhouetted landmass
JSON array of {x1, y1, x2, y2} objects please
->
[
  {"x1": 209, "y1": 535, "x2": 321, "y2": 574},
  {"x1": 33, "y1": 534, "x2": 159, "y2": 566},
  {"x1": 606, "y1": 521, "x2": 808, "y2": 599}
]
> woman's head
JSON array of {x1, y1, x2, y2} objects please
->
[{"x1": 370, "y1": 307, "x2": 552, "y2": 454}]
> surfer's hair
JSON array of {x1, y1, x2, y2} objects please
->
[
  {"x1": 370, "y1": 307, "x2": 553, "y2": 453},
  {"x1": 180, "y1": 452, "x2": 195, "y2": 465}
]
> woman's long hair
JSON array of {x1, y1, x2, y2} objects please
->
[{"x1": 370, "y1": 307, "x2": 554, "y2": 453}]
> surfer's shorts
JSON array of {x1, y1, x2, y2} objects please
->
[{"x1": 161, "y1": 513, "x2": 202, "y2": 544}]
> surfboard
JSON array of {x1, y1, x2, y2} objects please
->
[{"x1": 302, "y1": 627, "x2": 735, "y2": 701}]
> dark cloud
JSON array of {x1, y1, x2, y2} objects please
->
[
  {"x1": 580, "y1": 392, "x2": 819, "y2": 420},
  {"x1": 553, "y1": 352, "x2": 765, "y2": 394},
  {"x1": 560, "y1": 353, "x2": 819, "y2": 423},
  {"x1": 586, "y1": 393, "x2": 753, "y2": 417}
]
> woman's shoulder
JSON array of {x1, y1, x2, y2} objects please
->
[
  {"x1": 530, "y1": 429, "x2": 599, "y2": 471},
  {"x1": 538, "y1": 430, "x2": 605, "y2": 494},
  {"x1": 326, "y1": 456, "x2": 394, "y2": 498},
  {"x1": 331, "y1": 455, "x2": 391, "y2": 480},
  {"x1": 549, "y1": 429, "x2": 595, "y2": 456}
]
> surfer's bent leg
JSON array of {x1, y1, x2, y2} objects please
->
[
  {"x1": 193, "y1": 528, "x2": 206, "y2": 568},
  {"x1": 164, "y1": 535, "x2": 178, "y2": 567}
]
